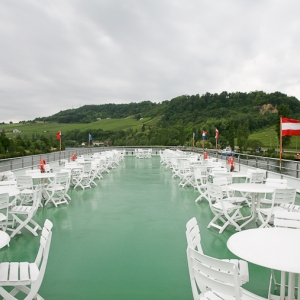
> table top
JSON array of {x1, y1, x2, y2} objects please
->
[
  {"x1": 0, "y1": 186, "x2": 20, "y2": 197},
  {"x1": 0, "y1": 181, "x2": 17, "y2": 186},
  {"x1": 30, "y1": 173, "x2": 56, "y2": 179},
  {"x1": 0, "y1": 230, "x2": 10, "y2": 249},
  {"x1": 227, "y1": 228, "x2": 300, "y2": 273},
  {"x1": 229, "y1": 183, "x2": 275, "y2": 194}
]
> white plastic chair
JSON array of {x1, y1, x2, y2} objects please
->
[
  {"x1": 206, "y1": 182, "x2": 244, "y2": 233},
  {"x1": 9, "y1": 188, "x2": 42, "y2": 238},
  {"x1": 194, "y1": 166, "x2": 208, "y2": 202},
  {"x1": 186, "y1": 246, "x2": 265, "y2": 300},
  {"x1": 186, "y1": 217, "x2": 249, "y2": 285},
  {"x1": 256, "y1": 188, "x2": 297, "y2": 228},
  {"x1": 16, "y1": 175, "x2": 35, "y2": 205},
  {"x1": 267, "y1": 211, "x2": 300, "y2": 300},
  {"x1": 44, "y1": 172, "x2": 70, "y2": 207},
  {"x1": 0, "y1": 193, "x2": 9, "y2": 232},
  {"x1": 0, "y1": 219, "x2": 53, "y2": 300}
]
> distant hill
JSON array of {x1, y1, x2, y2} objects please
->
[{"x1": 35, "y1": 91, "x2": 300, "y2": 131}]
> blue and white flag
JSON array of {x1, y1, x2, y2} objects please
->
[
  {"x1": 89, "y1": 133, "x2": 92, "y2": 141},
  {"x1": 193, "y1": 132, "x2": 196, "y2": 139}
]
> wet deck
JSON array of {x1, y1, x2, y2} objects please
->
[{"x1": 0, "y1": 156, "x2": 276, "y2": 299}]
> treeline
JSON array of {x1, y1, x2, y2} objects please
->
[
  {"x1": 36, "y1": 91, "x2": 300, "y2": 128},
  {"x1": 0, "y1": 132, "x2": 63, "y2": 159},
  {"x1": 2, "y1": 91, "x2": 299, "y2": 159}
]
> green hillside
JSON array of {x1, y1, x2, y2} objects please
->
[{"x1": 1, "y1": 91, "x2": 300, "y2": 158}]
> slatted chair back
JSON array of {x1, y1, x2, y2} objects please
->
[
  {"x1": 0, "y1": 219, "x2": 53, "y2": 300},
  {"x1": 0, "y1": 193, "x2": 9, "y2": 231},
  {"x1": 187, "y1": 246, "x2": 242, "y2": 300},
  {"x1": 274, "y1": 211, "x2": 300, "y2": 229},
  {"x1": 185, "y1": 217, "x2": 202, "y2": 253}
]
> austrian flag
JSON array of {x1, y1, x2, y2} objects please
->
[{"x1": 281, "y1": 117, "x2": 300, "y2": 136}]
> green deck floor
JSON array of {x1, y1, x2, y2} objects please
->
[{"x1": 0, "y1": 156, "x2": 273, "y2": 299}]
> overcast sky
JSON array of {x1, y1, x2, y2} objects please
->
[{"x1": 1, "y1": 0, "x2": 300, "y2": 123}]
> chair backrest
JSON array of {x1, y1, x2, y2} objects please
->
[
  {"x1": 187, "y1": 246, "x2": 242, "y2": 300},
  {"x1": 274, "y1": 211, "x2": 300, "y2": 228},
  {"x1": 185, "y1": 217, "x2": 202, "y2": 253},
  {"x1": 273, "y1": 188, "x2": 296, "y2": 206},
  {"x1": 0, "y1": 193, "x2": 9, "y2": 210},
  {"x1": 0, "y1": 193, "x2": 9, "y2": 230},
  {"x1": 248, "y1": 172, "x2": 265, "y2": 183},
  {"x1": 16, "y1": 175, "x2": 34, "y2": 190},
  {"x1": 207, "y1": 182, "x2": 223, "y2": 203},
  {"x1": 213, "y1": 176, "x2": 229, "y2": 187},
  {"x1": 30, "y1": 219, "x2": 53, "y2": 298}
]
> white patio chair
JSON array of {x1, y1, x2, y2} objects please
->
[
  {"x1": 194, "y1": 166, "x2": 208, "y2": 202},
  {"x1": 186, "y1": 246, "x2": 265, "y2": 300},
  {"x1": 44, "y1": 172, "x2": 70, "y2": 207},
  {"x1": 9, "y1": 188, "x2": 42, "y2": 238},
  {"x1": 186, "y1": 217, "x2": 249, "y2": 285},
  {"x1": 267, "y1": 211, "x2": 300, "y2": 300},
  {"x1": 256, "y1": 188, "x2": 297, "y2": 228},
  {"x1": 0, "y1": 193, "x2": 9, "y2": 232},
  {"x1": 0, "y1": 219, "x2": 53, "y2": 300},
  {"x1": 260, "y1": 178, "x2": 288, "y2": 206},
  {"x1": 71, "y1": 167, "x2": 84, "y2": 189},
  {"x1": 207, "y1": 182, "x2": 244, "y2": 233},
  {"x1": 178, "y1": 159, "x2": 193, "y2": 188},
  {"x1": 16, "y1": 175, "x2": 35, "y2": 205},
  {"x1": 245, "y1": 170, "x2": 265, "y2": 184}
]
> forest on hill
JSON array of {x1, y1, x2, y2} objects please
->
[{"x1": 1, "y1": 90, "x2": 300, "y2": 158}]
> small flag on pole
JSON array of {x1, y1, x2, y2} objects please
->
[
  {"x1": 193, "y1": 132, "x2": 196, "y2": 139},
  {"x1": 281, "y1": 117, "x2": 300, "y2": 136},
  {"x1": 215, "y1": 129, "x2": 219, "y2": 139},
  {"x1": 56, "y1": 131, "x2": 61, "y2": 140},
  {"x1": 89, "y1": 133, "x2": 92, "y2": 141},
  {"x1": 202, "y1": 131, "x2": 207, "y2": 139}
]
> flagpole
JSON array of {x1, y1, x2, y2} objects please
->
[
  {"x1": 280, "y1": 116, "x2": 282, "y2": 170},
  {"x1": 59, "y1": 130, "x2": 62, "y2": 154}
]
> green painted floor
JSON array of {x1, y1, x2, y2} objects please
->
[{"x1": 0, "y1": 156, "x2": 272, "y2": 299}]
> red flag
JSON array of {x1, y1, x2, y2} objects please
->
[
  {"x1": 215, "y1": 129, "x2": 219, "y2": 139},
  {"x1": 281, "y1": 117, "x2": 300, "y2": 136},
  {"x1": 56, "y1": 131, "x2": 61, "y2": 140}
]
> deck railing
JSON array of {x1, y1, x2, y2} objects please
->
[{"x1": 0, "y1": 146, "x2": 299, "y2": 179}]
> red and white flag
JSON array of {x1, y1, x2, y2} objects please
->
[
  {"x1": 56, "y1": 131, "x2": 61, "y2": 140},
  {"x1": 281, "y1": 117, "x2": 300, "y2": 136},
  {"x1": 215, "y1": 129, "x2": 219, "y2": 139}
]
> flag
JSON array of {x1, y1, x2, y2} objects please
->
[
  {"x1": 202, "y1": 131, "x2": 207, "y2": 139},
  {"x1": 56, "y1": 131, "x2": 61, "y2": 140},
  {"x1": 282, "y1": 117, "x2": 300, "y2": 136},
  {"x1": 215, "y1": 129, "x2": 219, "y2": 139},
  {"x1": 89, "y1": 133, "x2": 92, "y2": 141},
  {"x1": 193, "y1": 132, "x2": 196, "y2": 139}
]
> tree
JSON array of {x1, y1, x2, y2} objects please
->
[{"x1": 247, "y1": 139, "x2": 262, "y2": 153}]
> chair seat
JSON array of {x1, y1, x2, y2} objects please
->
[
  {"x1": 10, "y1": 206, "x2": 33, "y2": 214},
  {"x1": 0, "y1": 262, "x2": 39, "y2": 285},
  {"x1": 213, "y1": 201, "x2": 242, "y2": 211}
]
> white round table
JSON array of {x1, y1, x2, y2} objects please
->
[
  {"x1": 0, "y1": 230, "x2": 10, "y2": 249},
  {"x1": 227, "y1": 228, "x2": 300, "y2": 300},
  {"x1": 228, "y1": 183, "x2": 276, "y2": 228}
]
